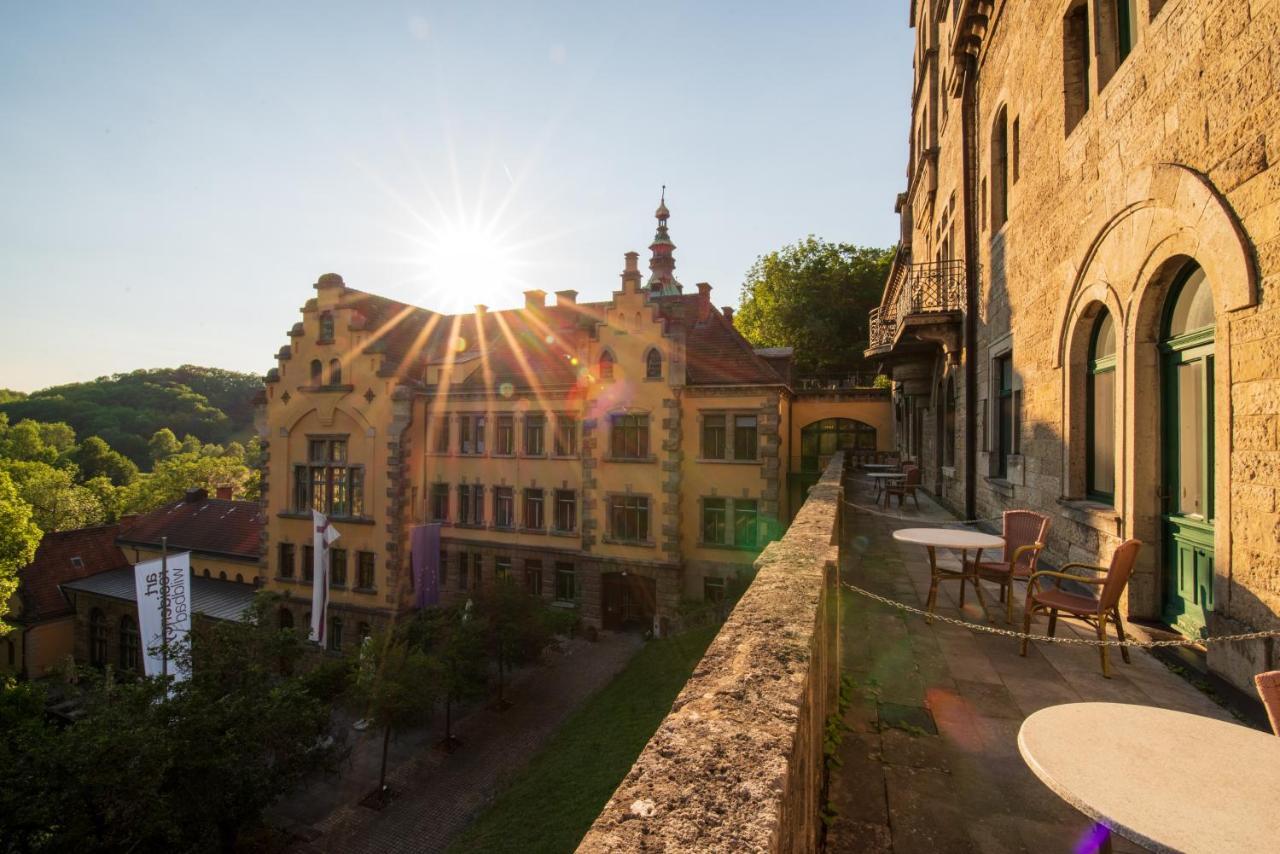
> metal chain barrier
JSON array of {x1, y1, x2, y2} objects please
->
[
  {"x1": 843, "y1": 496, "x2": 1004, "y2": 527},
  {"x1": 841, "y1": 580, "x2": 1280, "y2": 648}
]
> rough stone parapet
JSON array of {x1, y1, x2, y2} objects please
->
[{"x1": 578, "y1": 452, "x2": 843, "y2": 854}]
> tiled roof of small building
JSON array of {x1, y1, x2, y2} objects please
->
[
  {"x1": 61, "y1": 566, "x2": 257, "y2": 623},
  {"x1": 117, "y1": 493, "x2": 263, "y2": 560},
  {"x1": 18, "y1": 525, "x2": 131, "y2": 622}
]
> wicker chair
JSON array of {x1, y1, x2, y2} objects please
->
[
  {"x1": 1019, "y1": 539, "x2": 1142, "y2": 677},
  {"x1": 886, "y1": 464, "x2": 922, "y2": 510},
  {"x1": 963, "y1": 510, "x2": 1050, "y2": 624},
  {"x1": 1255, "y1": 670, "x2": 1280, "y2": 736}
]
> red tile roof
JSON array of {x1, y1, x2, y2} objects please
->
[
  {"x1": 18, "y1": 525, "x2": 131, "y2": 622},
  {"x1": 117, "y1": 496, "x2": 263, "y2": 561}
]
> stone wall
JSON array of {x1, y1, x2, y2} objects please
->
[{"x1": 577, "y1": 452, "x2": 844, "y2": 853}]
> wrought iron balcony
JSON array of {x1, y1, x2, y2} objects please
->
[{"x1": 866, "y1": 258, "x2": 968, "y2": 357}]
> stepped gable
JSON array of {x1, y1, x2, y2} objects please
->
[
  {"x1": 18, "y1": 525, "x2": 130, "y2": 621},
  {"x1": 117, "y1": 491, "x2": 263, "y2": 560}
]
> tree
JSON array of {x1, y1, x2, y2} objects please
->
[
  {"x1": 0, "y1": 471, "x2": 41, "y2": 630},
  {"x1": 1, "y1": 460, "x2": 105, "y2": 532},
  {"x1": 406, "y1": 605, "x2": 488, "y2": 751},
  {"x1": 36, "y1": 422, "x2": 77, "y2": 455},
  {"x1": 148, "y1": 428, "x2": 182, "y2": 463},
  {"x1": 735, "y1": 238, "x2": 896, "y2": 378},
  {"x1": 121, "y1": 452, "x2": 253, "y2": 514},
  {"x1": 72, "y1": 436, "x2": 139, "y2": 486},
  {"x1": 0, "y1": 594, "x2": 342, "y2": 853},
  {"x1": 477, "y1": 576, "x2": 552, "y2": 710},
  {"x1": 1, "y1": 419, "x2": 57, "y2": 465},
  {"x1": 349, "y1": 632, "x2": 440, "y2": 802}
]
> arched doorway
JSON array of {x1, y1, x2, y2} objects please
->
[
  {"x1": 1160, "y1": 263, "x2": 1215, "y2": 637},
  {"x1": 600, "y1": 572, "x2": 656, "y2": 632},
  {"x1": 799, "y1": 418, "x2": 877, "y2": 471}
]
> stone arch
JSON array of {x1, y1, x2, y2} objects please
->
[
  {"x1": 285, "y1": 403, "x2": 375, "y2": 435},
  {"x1": 1052, "y1": 163, "x2": 1256, "y2": 369}
]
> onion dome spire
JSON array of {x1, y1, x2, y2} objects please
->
[{"x1": 647, "y1": 186, "x2": 682, "y2": 296}]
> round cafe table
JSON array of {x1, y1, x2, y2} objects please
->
[
  {"x1": 867, "y1": 471, "x2": 907, "y2": 507},
  {"x1": 891, "y1": 527, "x2": 1004, "y2": 622},
  {"x1": 1018, "y1": 702, "x2": 1280, "y2": 853}
]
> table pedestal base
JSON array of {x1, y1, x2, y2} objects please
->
[{"x1": 924, "y1": 546, "x2": 994, "y2": 624}]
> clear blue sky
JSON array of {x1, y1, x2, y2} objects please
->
[{"x1": 1, "y1": 2, "x2": 911, "y2": 391}]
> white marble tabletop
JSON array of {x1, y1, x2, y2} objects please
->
[
  {"x1": 867, "y1": 471, "x2": 908, "y2": 480},
  {"x1": 1018, "y1": 702, "x2": 1280, "y2": 854},
  {"x1": 891, "y1": 527, "x2": 1004, "y2": 550},
  {"x1": 862, "y1": 463, "x2": 898, "y2": 470}
]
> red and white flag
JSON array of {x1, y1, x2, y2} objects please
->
[{"x1": 311, "y1": 509, "x2": 341, "y2": 646}]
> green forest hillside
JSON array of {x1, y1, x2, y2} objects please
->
[{"x1": 0, "y1": 366, "x2": 261, "y2": 467}]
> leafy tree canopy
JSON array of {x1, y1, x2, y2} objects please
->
[
  {"x1": 735, "y1": 238, "x2": 895, "y2": 378},
  {"x1": 0, "y1": 471, "x2": 41, "y2": 630},
  {"x1": 0, "y1": 366, "x2": 263, "y2": 468}
]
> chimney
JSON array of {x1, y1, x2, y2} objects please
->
[
  {"x1": 184, "y1": 487, "x2": 208, "y2": 503},
  {"x1": 621, "y1": 252, "x2": 642, "y2": 293},
  {"x1": 475, "y1": 304, "x2": 487, "y2": 317},
  {"x1": 555, "y1": 289, "x2": 578, "y2": 306},
  {"x1": 523, "y1": 289, "x2": 547, "y2": 309},
  {"x1": 695, "y1": 282, "x2": 712, "y2": 321},
  {"x1": 215, "y1": 485, "x2": 234, "y2": 501},
  {"x1": 722, "y1": 306, "x2": 735, "y2": 326}
]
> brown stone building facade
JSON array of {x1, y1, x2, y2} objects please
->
[
  {"x1": 259, "y1": 202, "x2": 894, "y2": 649},
  {"x1": 869, "y1": 0, "x2": 1280, "y2": 690}
]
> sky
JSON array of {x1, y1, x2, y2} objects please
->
[{"x1": 0, "y1": 2, "x2": 911, "y2": 392}]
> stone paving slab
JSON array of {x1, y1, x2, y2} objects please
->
[{"x1": 828, "y1": 475, "x2": 1241, "y2": 854}]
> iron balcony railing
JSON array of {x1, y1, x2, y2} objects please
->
[
  {"x1": 868, "y1": 258, "x2": 969, "y2": 351},
  {"x1": 795, "y1": 373, "x2": 885, "y2": 391}
]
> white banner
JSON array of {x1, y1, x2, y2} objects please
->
[
  {"x1": 311, "y1": 510, "x2": 341, "y2": 646},
  {"x1": 133, "y1": 551, "x2": 193, "y2": 681}
]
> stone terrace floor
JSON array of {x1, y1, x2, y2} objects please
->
[{"x1": 828, "y1": 474, "x2": 1243, "y2": 854}]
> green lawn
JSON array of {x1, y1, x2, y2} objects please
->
[{"x1": 447, "y1": 624, "x2": 720, "y2": 854}]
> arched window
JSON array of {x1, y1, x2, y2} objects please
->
[
  {"x1": 1162, "y1": 263, "x2": 1215, "y2": 521},
  {"x1": 89, "y1": 609, "x2": 107, "y2": 667},
  {"x1": 599, "y1": 351, "x2": 615, "y2": 381},
  {"x1": 279, "y1": 608, "x2": 294, "y2": 630},
  {"x1": 310, "y1": 359, "x2": 323, "y2": 384},
  {"x1": 357, "y1": 622, "x2": 372, "y2": 642},
  {"x1": 645, "y1": 349, "x2": 662, "y2": 379},
  {"x1": 1087, "y1": 310, "x2": 1117, "y2": 501},
  {"x1": 799, "y1": 419, "x2": 877, "y2": 471},
  {"x1": 1165, "y1": 265, "x2": 1214, "y2": 338},
  {"x1": 328, "y1": 617, "x2": 343, "y2": 652},
  {"x1": 328, "y1": 358, "x2": 342, "y2": 385},
  {"x1": 990, "y1": 106, "x2": 1009, "y2": 230},
  {"x1": 218, "y1": 571, "x2": 227, "y2": 581},
  {"x1": 319, "y1": 312, "x2": 334, "y2": 341},
  {"x1": 119, "y1": 616, "x2": 140, "y2": 672}
]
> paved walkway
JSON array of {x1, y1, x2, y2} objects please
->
[
  {"x1": 278, "y1": 632, "x2": 642, "y2": 854},
  {"x1": 828, "y1": 475, "x2": 1244, "y2": 854}
]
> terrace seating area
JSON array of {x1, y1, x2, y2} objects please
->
[{"x1": 828, "y1": 472, "x2": 1243, "y2": 853}]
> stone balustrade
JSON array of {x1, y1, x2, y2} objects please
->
[{"x1": 577, "y1": 452, "x2": 845, "y2": 854}]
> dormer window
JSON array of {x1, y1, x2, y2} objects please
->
[{"x1": 319, "y1": 312, "x2": 334, "y2": 342}]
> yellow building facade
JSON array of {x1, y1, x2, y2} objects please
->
[{"x1": 259, "y1": 202, "x2": 894, "y2": 645}]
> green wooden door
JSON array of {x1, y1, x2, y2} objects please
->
[{"x1": 1160, "y1": 265, "x2": 1216, "y2": 637}]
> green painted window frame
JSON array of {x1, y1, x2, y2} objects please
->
[{"x1": 1160, "y1": 263, "x2": 1216, "y2": 525}]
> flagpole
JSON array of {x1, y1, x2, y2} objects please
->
[{"x1": 160, "y1": 536, "x2": 169, "y2": 681}]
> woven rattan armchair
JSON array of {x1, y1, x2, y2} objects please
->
[
  {"x1": 886, "y1": 464, "x2": 921, "y2": 510},
  {"x1": 1019, "y1": 539, "x2": 1142, "y2": 677},
  {"x1": 1255, "y1": 670, "x2": 1280, "y2": 735},
  {"x1": 963, "y1": 510, "x2": 1050, "y2": 624}
]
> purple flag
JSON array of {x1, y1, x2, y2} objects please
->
[{"x1": 411, "y1": 523, "x2": 441, "y2": 608}]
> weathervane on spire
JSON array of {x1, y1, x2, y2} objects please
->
[{"x1": 648, "y1": 187, "x2": 679, "y2": 295}]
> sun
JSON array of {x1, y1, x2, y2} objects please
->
[{"x1": 416, "y1": 219, "x2": 521, "y2": 312}]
